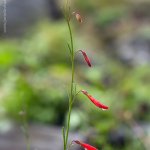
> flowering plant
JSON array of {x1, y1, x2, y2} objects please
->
[{"x1": 62, "y1": 1, "x2": 109, "y2": 150}]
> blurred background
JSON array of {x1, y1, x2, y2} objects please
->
[{"x1": 0, "y1": 0, "x2": 150, "y2": 150}]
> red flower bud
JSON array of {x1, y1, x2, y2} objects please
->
[
  {"x1": 82, "y1": 90, "x2": 109, "y2": 110},
  {"x1": 73, "y1": 140, "x2": 98, "y2": 150},
  {"x1": 73, "y1": 12, "x2": 83, "y2": 23},
  {"x1": 79, "y1": 50, "x2": 92, "y2": 67}
]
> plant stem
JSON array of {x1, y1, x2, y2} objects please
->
[
  {"x1": 65, "y1": 103, "x2": 72, "y2": 147},
  {"x1": 23, "y1": 116, "x2": 30, "y2": 150},
  {"x1": 62, "y1": 127, "x2": 66, "y2": 150},
  {"x1": 20, "y1": 102, "x2": 31, "y2": 150},
  {"x1": 64, "y1": 18, "x2": 75, "y2": 150}
]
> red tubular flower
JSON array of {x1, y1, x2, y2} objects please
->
[
  {"x1": 73, "y1": 12, "x2": 83, "y2": 23},
  {"x1": 81, "y1": 90, "x2": 109, "y2": 110},
  {"x1": 73, "y1": 140, "x2": 98, "y2": 150},
  {"x1": 79, "y1": 50, "x2": 92, "y2": 67}
]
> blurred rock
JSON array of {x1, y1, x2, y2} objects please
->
[
  {"x1": 116, "y1": 35, "x2": 150, "y2": 66},
  {"x1": 108, "y1": 127, "x2": 129, "y2": 148},
  {"x1": 94, "y1": 1, "x2": 150, "y2": 66},
  {"x1": 0, "y1": 0, "x2": 62, "y2": 37},
  {"x1": 132, "y1": 122, "x2": 150, "y2": 150},
  {"x1": 0, "y1": 123, "x2": 84, "y2": 150}
]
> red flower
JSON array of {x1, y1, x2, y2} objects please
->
[
  {"x1": 81, "y1": 90, "x2": 109, "y2": 110},
  {"x1": 73, "y1": 140, "x2": 98, "y2": 150},
  {"x1": 79, "y1": 50, "x2": 92, "y2": 67},
  {"x1": 73, "y1": 12, "x2": 83, "y2": 23}
]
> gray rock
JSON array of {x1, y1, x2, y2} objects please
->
[
  {"x1": 0, "y1": 123, "x2": 85, "y2": 150},
  {"x1": 0, "y1": 0, "x2": 62, "y2": 37},
  {"x1": 115, "y1": 34, "x2": 150, "y2": 66}
]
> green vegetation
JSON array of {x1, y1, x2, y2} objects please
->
[{"x1": 0, "y1": 0, "x2": 150, "y2": 149}]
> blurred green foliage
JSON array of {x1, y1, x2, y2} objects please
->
[
  {"x1": 0, "y1": 21, "x2": 71, "y2": 125},
  {"x1": 0, "y1": 0, "x2": 150, "y2": 149}
]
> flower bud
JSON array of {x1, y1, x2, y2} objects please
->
[
  {"x1": 73, "y1": 12, "x2": 83, "y2": 23},
  {"x1": 79, "y1": 50, "x2": 92, "y2": 67},
  {"x1": 81, "y1": 90, "x2": 109, "y2": 110},
  {"x1": 73, "y1": 140, "x2": 98, "y2": 150}
]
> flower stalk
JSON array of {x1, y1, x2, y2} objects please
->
[
  {"x1": 62, "y1": 1, "x2": 108, "y2": 150},
  {"x1": 63, "y1": 2, "x2": 76, "y2": 149},
  {"x1": 19, "y1": 107, "x2": 31, "y2": 150}
]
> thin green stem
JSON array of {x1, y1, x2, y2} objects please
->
[
  {"x1": 21, "y1": 113, "x2": 30, "y2": 150},
  {"x1": 62, "y1": 1, "x2": 77, "y2": 149},
  {"x1": 20, "y1": 101, "x2": 31, "y2": 150},
  {"x1": 65, "y1": 103, "x2": 72, "y2": 147},
  {"x1": 71, "y1": 56, "x2": 75, "y2": 97},
  {"x1": 62, "y1": 127, "x2": 66, "y2": 150},
  {"x1": 71, "y1": 90, "x2": 82, "y2": 105},
  {"x1": 24, "y1": 117, "x2": 30, "y2": 150},
  {"x1": 64, "y1": 16, "x2": 75, "y2": 150},
  {"x1": 26, "y1": 137, "x2": 30, "y2": 150},
  {"x1": 67, "y1": 21, "x2": 74, "y2": 57}
]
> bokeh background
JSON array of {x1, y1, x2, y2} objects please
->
[{"x1": 0, "y1": 0, "x2": 150, "y2": 150}]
